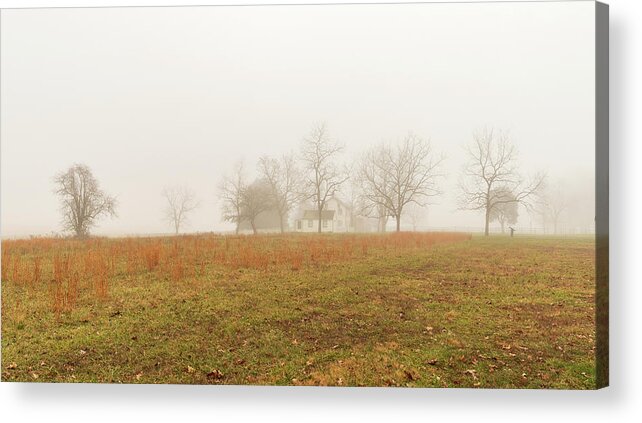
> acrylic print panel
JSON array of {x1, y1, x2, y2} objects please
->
[{"x1": 0, "y1": 1, "x2": 608, "y2": 389}]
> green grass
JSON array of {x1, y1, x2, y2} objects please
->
[{"x1": 1, "y1": 234, "x2": 596, "y2": 388}]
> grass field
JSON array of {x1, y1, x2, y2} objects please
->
[{"x1": 1, "y1": 232, "x2": 596, "y2": 388}]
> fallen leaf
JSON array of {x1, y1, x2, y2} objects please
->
[
  {"x1": 207, "y1": 369, "x2": 224, "y2": 380},
  {"x1": 404, "y1": 369, "x2": 420, "y2": 381},
  {"x1": 7, "y1": 362, "x2": 18, "y2": 370},
  {"x1": 187, "y1": 366, "x2": 196, "y2": 373}
]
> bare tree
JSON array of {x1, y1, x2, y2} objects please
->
[
  {"x1": 376, "y1": 204, "x2": 390, "y2": 233},
  {"x1": 239, "y1": 179, "x2": 272, "y2": 235},
  {"x1": 162, "y1": 186, "x2": 199, "y2": 235},
  {"x1": 358, "y1": 147, "x2": 393, "y2": 232},
  {"x1": 359, "y1": 133, "x2": 443, "y2": 232},
  {"x1": 403, "y1": 203, "x2": 428, "y2": 232},
  {"x1": 53, "y1": 163, "x2": 117, "y2": 238},
  {"x1": 538, "y1": 183, "x2": 567, "y2": 234},
  {"x1": 340, "y1": 165, "x2": 366, "y2": 232},
  {"x1": 300, "y1": 123, "x2": 349, "y2": 233},
  {"x1": 458, "y1": 128, "x2": 545, "y2": 236},
  {"x1": 218, "y1": 161, "x2": 246, "y2": 234},
  {"x1": 488, "y1": 188, "x2": 519, "y2": 233},
  {"x1": 258, "y1": 153, "x2": 303, "y2": 233}
]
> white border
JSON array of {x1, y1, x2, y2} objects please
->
[{"x1": 1, "y1": 1, "x2": 640, "y2": 422}]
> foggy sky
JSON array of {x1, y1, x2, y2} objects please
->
[{"x1": 0, "y1": 2, "x2": 596, "y2": 237}]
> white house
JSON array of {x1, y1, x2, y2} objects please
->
[{"x1": 295, "y1": 197, "x2": 351, "y2": 233}]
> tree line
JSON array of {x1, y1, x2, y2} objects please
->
[{"x1": 53, "y1": 124, "x2": 547, "y2": 238}]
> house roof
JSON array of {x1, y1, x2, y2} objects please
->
[{"x1": 302, "y1": 210, "x2": 335, "y2": 220}]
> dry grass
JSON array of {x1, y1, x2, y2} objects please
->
[
  {"x1": 1, "y1": 233, "x2": 596, "y2": 388},
  {"x1": 0, "y1": 232, "x2": 469, "y2": 316}
]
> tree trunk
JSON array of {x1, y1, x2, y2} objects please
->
[
  {"x1": 500, "y1": 220, "x2": 505, "y2": 234},
  {"x1": 279, "y1": 213, "x2": 285, "y2": 234},
  {"x1": 484, "y1": 208, "x2": 490, "y2": 236},
  {"x1": 235, "y1": 221, "x2": 240, "y2": 235},
  {"x1": 251, "y1": 220, "x2": 257, "y2": 235},
  {"x1": 318, "y1": 207, "x2": 322, "y2": 233},
  {"x1": 74, "y1": 222, "x2": 87, "y2": 239},
  {"x1": 396, "y1": 215, "x2": 401, "y2": 232}
]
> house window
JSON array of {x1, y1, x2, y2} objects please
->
[
  {"x1": 307, "y1": 219, "x2": 313, "y2": 228},
  {"x1": 297, "y1": 220, "x2": 302, "y2": 230},
  {"x1": 323, "y1": 219, "x2": 329, "y2": 228}
]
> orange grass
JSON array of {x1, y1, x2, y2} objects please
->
[
  {"x1": 1, "y1": 232, "x2": 470, "y2": 316},
  {"x1": 51, "y1": 254, "x2": 78, "y2": 317}
]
